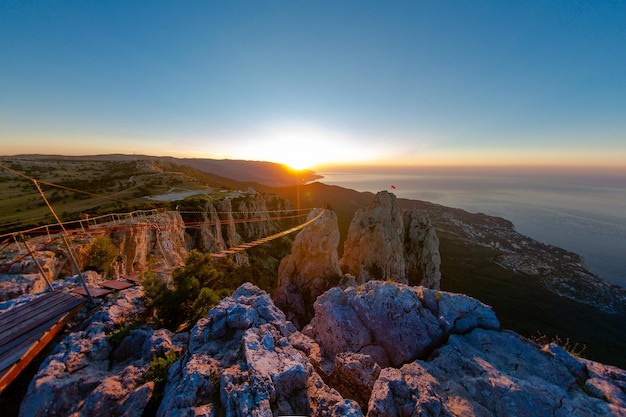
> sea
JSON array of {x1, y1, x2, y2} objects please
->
[{"x1": 317, "y1": 166, "x2": 626, "y2": 288}]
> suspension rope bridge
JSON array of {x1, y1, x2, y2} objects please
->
[{"x1": 0, "y1": 207, "x2": 323, "y2": 393}]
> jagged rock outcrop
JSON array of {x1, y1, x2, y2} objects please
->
[
  {"x1": 158, "y1": 283, "x2": 362, "y2": 416},
  {"x1": 19, "y1": 287, "x2": 187, "y2": 417},
  {"x1": 341, "y1": 191, "x2": 407, "y2": 283},
  {"x1": 110, "y1": 211, "x2": 188, "y2": 274},
  {"x1": 274, "y1": 208, "x2": 342, "y2": 328},
  {"x1": 184, "y1": 192, "x2": 295, "y2": 266},
  {"x1": 340, "y1": 191, "x2": 441, "y2": 288}
]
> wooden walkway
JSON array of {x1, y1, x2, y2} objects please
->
[{"x1": 0, "y1": 290, "x2": 85, "y2": 393}]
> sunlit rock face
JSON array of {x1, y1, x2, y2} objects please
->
[
  {"x1": 0, "y1": 211, "x2": 188, "y2": 300},
  {"x1": 274, "y1": 208, "x2": 342, "y2": 328},
  {"x1": 191, "y1": 193, "x2": 295, "y2": 265},
  {"x1": 340, "y1": 191, "x2": 441, "y2": 289},
  {"x1": 111, "y1": 211, "x2": 188, "y2": 275}
]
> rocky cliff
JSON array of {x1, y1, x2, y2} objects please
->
[
  {"x1": 18, "y1": 282, "x2": 626, "y2": 416},
  {"x1": 274, "y1": 208, "x2": 343, "y2": 328},
  {"x1": 180, "y1": 192, "x2": 296, "y2": 265},
  {"x1": 0, "y1": 210, "x2": 188, "y2": 302}
]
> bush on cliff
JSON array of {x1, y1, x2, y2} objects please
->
[
  {"x1": 82, "y1": 235, "x2": 119, "y2": 275},
  {"x1": 143, "y1": 250, "x2": 224, "y2": 329},
  {"x1": 142, "y1": 249, "x2": 279, "y2": 330}
]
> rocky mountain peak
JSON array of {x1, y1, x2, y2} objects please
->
[
  {"x1": 339, "y1": 191, "x2": 441, "y2": 288},
  {"x1": 340, "y1": 191, "x2": 407, "y2": 283}
]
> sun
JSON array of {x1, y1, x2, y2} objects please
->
[{"x1": 238, "y1": 122, "x2": 374, "y2": 170}]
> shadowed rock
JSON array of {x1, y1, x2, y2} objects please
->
[
  {"x1": 274, "y1": 208, "x2": 342, "y2": 328},
  {"x1": 19, "y1": 287, "x2": 186, "y2": 417}
]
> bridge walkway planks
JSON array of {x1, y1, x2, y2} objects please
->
[{"x1": 0, "y1": 290, "x2": 85, "y2": 393}]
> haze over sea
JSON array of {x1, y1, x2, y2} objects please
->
[{"x1": 318, "y1": 167, "x2": 626, "y2": 288}]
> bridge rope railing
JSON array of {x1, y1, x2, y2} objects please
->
[
  {"x1": 1, "y1": 207, "x2": 322, "y2": 272},
  {"x1": 209, "y1": 209, "x2": 325, "y2": 258}
]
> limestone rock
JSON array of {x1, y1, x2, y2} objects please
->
[
  {"x1": 304, "y1": 281, "x2": 499, "y2": 368},
  {"x1": 1, "y1": 210, "x2": 188, "y2": 299},
  {"x1": 274, "y1": 208, "x2": 342, "y2": 327},
  {"x1": 340, "y1": 191, "x2": 407, "y2": 283},
  {"x1": 19, "y1": 287, "x2": 185, "y2": 417},
  {"x1": 367, "y1": 328, "x2": 626, "y2": 416},
  {"x1": 339, "y1": 191, "x2": 441, "y2": 289},
  {"x1": 330, "y1": 352, "x2": 381, "y2": 411},
  {"x1": 159, "y1": 283, "x2": 362, "y2": 417}
]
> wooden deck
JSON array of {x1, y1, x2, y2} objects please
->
[{"x1": 0, "y1": 291, "x2": 85, "y2": 393}]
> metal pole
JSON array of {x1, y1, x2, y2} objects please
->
[
  {"x1": 32, "y1": 180, "x2": 94, "y2": 302},
  {"x1": 22, "y1": 237, "x2": 54, "y2": 292},
  {"x1": 12, "y1": 233, "x2": 25, "y2": 254}
]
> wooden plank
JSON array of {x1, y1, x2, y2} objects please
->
[
  {"x1": 0, "y1": 296, "x2": 84, "y2": 345},
  {"x1": 124, "y1": 274, "x2": 141, "y2": 283},
  {"x1": 0, "y1": 315, "x2": 61, "y2": 357},
  {"x1": 99, "y1": 280, "x2": 135, "y2": 291},
  {"x1": 0, "y1": 292, "x2": 81, "y2": 331},
  {"x1": 0, "y1": 295, "x2": 83, "y2": 356},
  {"x1": 72, "y1": 287, "x2": 113, "y2": 298},
  {"x1": 0, "y1": 291, "x2": 63, "y2": 326},
  {"x1": 0, "y1": 303, "x2": 83, "y2": 394},
  {"x1": 0, "y1": 315, "x2": 60, "y2": 370}
]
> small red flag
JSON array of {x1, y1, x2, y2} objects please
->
[{"x1": 391, "y1": 185, "x2": 396, "y2": 189}]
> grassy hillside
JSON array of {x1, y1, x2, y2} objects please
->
[{"x1": 0, "y1": 157, "x2": 251, "y2": 234}]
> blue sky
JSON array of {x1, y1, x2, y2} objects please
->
[{"x1": 1, "y1": 1, "x2": 625, "y2": 169}]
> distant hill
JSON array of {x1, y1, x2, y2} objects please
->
[{"x1": 6, "y1": 154, "x2": 322, "y2": 187}]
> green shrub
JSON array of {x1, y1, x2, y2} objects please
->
[
  {"x1": 142, "y1": 350, "x2": 181, "y2": 416},
  {"x1": 83, "y1": 235, "x2": 119, "y2": 275},
  {"x1": 142, "y1": 250, "x2": 226, "y2": 330}
]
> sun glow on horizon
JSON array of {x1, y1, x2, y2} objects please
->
[{"x1": 232, "y1": 122, "x2": 381, "y2": 170}]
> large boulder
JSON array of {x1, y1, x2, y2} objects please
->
[
  {"x1": 368, "y1": 329, "x2": 626, "y2": 416},
  {"x1": 274, "y1": 208, "x2": 342, "y2": 328},
  {"x1": 304, "y1": 281, "x2": 499, "y2": 368}
]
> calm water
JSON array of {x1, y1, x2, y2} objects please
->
[{"x1": 318, "y1": 167, "x2": 626, "y2": 288}]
